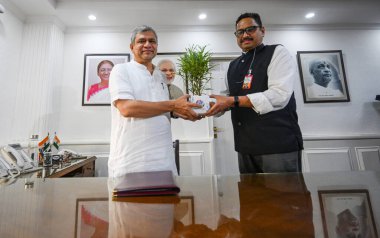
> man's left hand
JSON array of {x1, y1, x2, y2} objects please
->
[{"x1": 205, "y1": 94, "x2": 233, "y2": 117}]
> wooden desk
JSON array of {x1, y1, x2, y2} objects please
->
[
  {"x1": 47, "y1": 156, "x2": 96, "y2": 178},
  {"x1": 0, "y1": 171, "x2": 379, "y2": 237},
  {"x1": 20, "y1": 156, "x2": 96, "y2": 178}
]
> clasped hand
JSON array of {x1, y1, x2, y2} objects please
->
[
  {"x1": 172, "y1": 95, "x2": 203, "y2": 121},
  {"x1": 172, "y1": 94, "x2": 231, "y2": 121},
  {"x1": 205, "y1": 94, "x2": 231, "y2": 117}
]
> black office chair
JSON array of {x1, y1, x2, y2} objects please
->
[{"x1": 173, "y1": 140, "x2": 180, "y2": 175}]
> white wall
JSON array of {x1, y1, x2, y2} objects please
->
[
  {"x1": 57, "y1": 29, "x2": 380, "y2": 143},
  {"x1": 0, "y1": 2, "x2": 24, "y2": 145}
]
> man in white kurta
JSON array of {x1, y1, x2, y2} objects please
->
[
  {"x1": 108, "y1": 25, "x2": 199, "y2": 178},
  {"x1": 109, "y1": 61, "x2": 176, "y2": 177}
]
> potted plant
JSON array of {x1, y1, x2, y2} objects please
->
[{"x1": 177, "y1": 45, "x2": 215, "y2": 113}]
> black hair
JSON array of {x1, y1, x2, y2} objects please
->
[{"x1": 235, "y1": 13, "x2": 262, "y2": 28}]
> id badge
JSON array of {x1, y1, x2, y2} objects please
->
[{"x1": 242, "y1": 74, "x2": 253, "y2": 89}]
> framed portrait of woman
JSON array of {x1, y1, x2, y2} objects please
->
[
  {"x1": 82, "y1": 53, "x2": 130, "y2": 106},
  {"x1": 75, "y1": 198, "x2": 109, "y2": 238}
]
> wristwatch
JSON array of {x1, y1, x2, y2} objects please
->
[{"x1": 234, "y1": 96, "x2": 239, "y2": 108}]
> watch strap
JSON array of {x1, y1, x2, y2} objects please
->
[{"x1": 234, "y1": 96, "x2": 239, "y2": 108}]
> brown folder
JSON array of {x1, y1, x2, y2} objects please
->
[{"x1": 112, "y1": 170, "x2": 180, "y2": 197}]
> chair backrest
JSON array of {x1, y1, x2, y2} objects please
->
[{"x1": 173, "y1": 140, "x2": 180, "y2": 175}]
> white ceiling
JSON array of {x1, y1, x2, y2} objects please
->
[{"x1": 3, "y1": 0, "x2": 380, "y2": 31}]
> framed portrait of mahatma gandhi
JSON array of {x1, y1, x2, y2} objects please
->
[
  {"x1": 318, "y1": 189, "x2": 378, "y2": 238},
  {"x1": 297, "y1": 50, "x2": 350, "y2": 103}
]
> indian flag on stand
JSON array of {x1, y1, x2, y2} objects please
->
[
  {"x1": 52, "y1": 133, "x2": 61, "y2": 150},
  {"x1": 38, "y1": 133, "x2": 51, "y2": 152}
]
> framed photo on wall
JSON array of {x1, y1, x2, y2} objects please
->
[
  {"x1": 318, "y1": 189, "x2": 378, "y2": 238},
  {"x1": 153, "y1": 52, "x2": 186, "y2": 94},
  {"x1": 153, "y1": 52, "x2": 239, "y2": 97},
  {"x1": 82, "y1": 53, "x2": 130, "y2": 106},
  {"x1": 297, "y1": 50, "x2": 350, "y2": 103}
]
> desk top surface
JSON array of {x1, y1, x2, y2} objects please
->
[
  {"x1": 19, "y1": 156, "x2": 96, "y2": 178},
  {"x1": 0, "y1": 171, "x2": 379, "y2": 238}
]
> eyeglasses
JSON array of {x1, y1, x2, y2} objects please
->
[{"x1": 234, "y1": 26, "x2": 261, "y2": 37}]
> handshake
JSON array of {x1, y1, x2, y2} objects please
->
[{"x1": 172, "y1": 94, "x2": 233, "y2": 121}]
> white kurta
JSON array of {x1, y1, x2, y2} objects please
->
[
  {"x1": 307, "y1": 83, "x2": 344, "y2": 98},
  {"x1": 108, "y1": 60, "x2": 177, "y2": 177}
]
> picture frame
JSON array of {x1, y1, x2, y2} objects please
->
[
  {"x1": 82, "y1": 53, "x2": 130, "y2": 106},
  {"x1": 74, "y1": 198, "x2": 109, "y2": 238},
  {"x1": 318, "y1": 189, "x2": 378, "y2": 238},
  {"x1": 175, "y1": 196, "x2": 195, "y2": 225},
  {"x1": 154, "y1": 52, "x2": 238, "y2": 96},
  {"x1": 74, "y1": 196, "x2": 195, "y2": 237},
  {"x1": 153, "y1": 52, "x2": 186, "y2": 93},
  {"x1": 297, "y1": 50, "x2": 350, "y2": 103}
]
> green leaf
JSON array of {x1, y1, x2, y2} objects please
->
[{"x1": 177, "y1": 45, "x2": 216, "y2": 95}]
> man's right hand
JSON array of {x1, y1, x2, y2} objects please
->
[{"x1": 173, "y1": 95, "x2": 202, "y2": 121}]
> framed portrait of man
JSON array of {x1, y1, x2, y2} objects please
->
[
  {"x1": 318, "y1": 189, "x2": 378, "y2": 238},
  {"x1": 297, "y1": 50, "x2": 350, "y2": 103},
  {"x1": 153, "y1": 52, "x2": 186, "y2": 95},
  {"x1": 82, "y1": 53, "x2": 130, "y2": 106}
]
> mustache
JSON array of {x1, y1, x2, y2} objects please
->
[{"x1": 240, "y1": 37, "x2": 254, "y2": 43}]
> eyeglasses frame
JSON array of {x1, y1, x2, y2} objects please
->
[{"x1": 234, "y1": 25, "x2": 261, "y2": 37}]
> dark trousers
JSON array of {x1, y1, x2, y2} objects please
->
[{"x1": 238, "y1": 151, "x2": 302, "y2": 174}]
